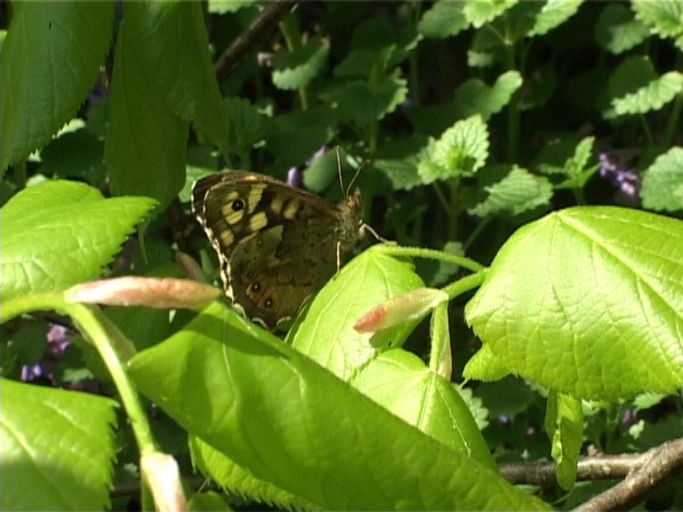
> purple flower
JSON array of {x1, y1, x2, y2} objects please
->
[
  {"x1": 287, "y1": 167, "x2": 302, "y2": 188},
  {"x1": 46, "y1": 324, "x2": 70, "y2": 359},
  {"x1": 598, "y1": 151, "x2": 640, "y2": 203},
  {"x1": 306, "y1": 145, "x2": 328, "y2": 167}
]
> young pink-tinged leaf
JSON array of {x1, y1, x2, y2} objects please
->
[
  {"x1": 354, "y1": 288, "x2": 448, "y2": 333},
  {"x1": 65, "y1": 277, "x2": 220, "y2": 310},
  {"x1": 141, "y1": 452, "x2": 188, "y2": 512}
]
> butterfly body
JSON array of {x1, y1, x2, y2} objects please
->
[{"x1": 192, "y1": 171, "x2": 363, "y2": 330}]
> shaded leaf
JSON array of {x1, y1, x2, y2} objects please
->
[
  {"x1": 545, "y1": 392, "x2": 583, "y2": 491},
  {"x1": 595, "y1": 3, "x2": 650, "y2": 54},
  {"x1": 0, "y1": 2, "x2": 113, "y2": 172},
  {"x1": 272, "y1": 37, "x2": 329, "y2": 90},
  {"x1": 612, "y1": 71, "x2": 683, "y2": 116},
  {"x1": 418, "y1": 0, "x2": 469, "y2": 38}
]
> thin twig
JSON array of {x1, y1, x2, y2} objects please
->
[
  {"x1": 214, "y1": 1, "x2": 297, "y2": 84},
  {"x1": 499, "y1": 438, "x2": 683, "y2": 509}
]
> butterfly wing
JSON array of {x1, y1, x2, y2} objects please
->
[{"x1": 192, "y1": 171, "x2": 362, "y2": 330}]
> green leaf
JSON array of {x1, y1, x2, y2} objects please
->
[
  {"x1": 224, "y1": 96, "x2": 265, "y2": 155},
  {"x1": 39, "y1": 128, "x2": 105, "y2": 183},
  {"x1": 0, "y1": 2, "x2": 114, "y2": 172},
  {"x1": 291, "y1": 246, "x2": 425, "y2": 380},
  {"x1": 106, "y1": 2, "x2": 230, "y2": 206},
  {"x1": 264, "y1": 107, "x2": 334, "y2": 171},
  {"x1": 190, "y1": 436, "x2": 314, "y2": 510},
  {"x1": 594, "y1": 4, "x2": 650, "y2": 54},
  {"x1": 321, "y1": 73, "x2": 408, "y2": 125},
  {"x1": 632, "y1": 0, "x2": 683, "y2": 48},
  {"x1": 640, "y1": 147, "x2": 683, "y2": 212},
  {"x1": 0, "y1": 378, "x2": 117, "y2": 510},
  {"x1": 207, "y1": 0, "x2": 259, "y2": 14},
  {"x1": 464, "y1": 0, "x2": 519, "y2": 28},
  {"x1": 105, "y1": 4, "x2": 188, "y2": 208},
  {"x1": 418, "y1": 0, "x2": 469, "y2": 38},
  {"x1": 418, "y1": 115, "x2": 489, "y2": 184},
  {"x1": 544, "y1": 392, "x2": 583, "y2": 491},
  {"x1": 0, "y1": 180, "x2": 157, "y2": 301},
  {"x1": 612, "y1": 71, "x2": 683, "y2": 116},
  {"x1": 608, "y1": 56, "x2": 657, "y2": 99},
  {"x1": 272, "y1": 36, "x2": 329, "y2": 90},
  {"x1": 465, "y1": 207, "x2": 683, "y2": 399},
  {"x1": 128, "y1": 302, "x2": 549, "y2": 510},
  {"x1": 455, "y1": 385, "x2": 490, "y2": 430},
  {"x1": 469, "y1": 166, "x2": 552, "y2": 217},
  {"x1": 352, "y1": 348, "x2": 496, "y2": 467},
  {"x1": 527, "y1": 0, "x2": 582, "y2": 36},
  {"x1": 453, "y1": 71, "x2": 523, "y2": 120}
]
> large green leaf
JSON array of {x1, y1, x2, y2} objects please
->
[
  {"x1": 128, "y1": 302, "x2": 549, "y2": 510},
  {"x1": 106, "y1": 2, "x2": 229, "y2": 207},
  {"x1": 0, "y1": 378, "x2": 117, "y2": 510},
  {"x1": 0, "y1": 2, "x2": 114, "y2": 172},
  {"x1": 465, "y1": 207, "x2": 683, "y2": 399},
  {"x1": 0, "y1": 180, "x2": 157, "y2": 301}
]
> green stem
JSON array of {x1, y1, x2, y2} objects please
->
[
  {"x1": 463, "y1": 216, "x2": 491, "y2": 252},
  {"x1": 639, "y1": 114, "x2": 654, "y2": 147},
  {"x1": 377, "y1": 243, "x2": 486, "y2": 273},
  {"x1": 408, "y1": 0, "x2": 421, "y2": 107},
  {"x1": 441, "y1": 270, "x2": 488, "y2": 301},
  {"x1": 1, "y1": 294, "x2": 158, "y2": 454},
  {"x1": 279, "y1": 13, "x2": 309, "y2": 111},
  {"x1": 448, "y1": 177, "x2": 461, "y2": 240},
  {"x1": 663, "y1": 93, "x2": 682, "y2": 148}
]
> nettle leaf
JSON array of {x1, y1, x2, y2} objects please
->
[
  {"x1": 594, "y1": 3, "x2": 650, "y2": 54},
  {"x1": 351, "y1": 349, "x2": 495, "y2": 467},
  {"x1": 464, "y1": 0, "x2": 519, "y2": 28},
  {"x1": 291, "y1": 246, "x2": 424, "y2": 380},
  {"x1": 527, "y1": 0, "x2": 582, "y2": 37},
  {"x1": 265, "y1": 107, "x2": 334, "y2": 171},
  {"x1": 418, "y1": 116, "x2": 489, "y2": 184},
  {"x1": 632, "y1": 0, "x2": 683, "y2": 49},
  {"x1": 608, "y1": 56, "x2": 657, "y2": 99},
  {"x1": 0, "y1": 378, "x2": 117, "y2": 510},
  {"x1": 465, "y1": 207, "x2": 683, "y2": 400},
  {"x1": 272, "y1": 36, "x2": 329, "y2": 90},
  {"x1": 641, "y1": 147, "x2": 683, "y2": 212},
  {"x1": 544, "y1": 392, "x2": 583, "y2": 491},
  {"x1": 224, "y1": 97, "x2": 265, "y2": 154},
  {"x1": 39, "y1": 127, "x2": 106, "y2": 183},
  {"x1": 321, "y1": 73, "x2": 408, "y2": 126},
  {"x1": 453, "y1": 71, "x2": 523, "y2": 120},
  {"x1": 0, "y1": 2, "x2": 114, "y2": 172},
  {"x1": 129, "y1": 302, "x2": 549, "y2": 510},
  {"x1": 418, "y1": 0, "x2": 469, "y2": 38},
  {"x1": 469, "y1": 166, "x2": 552, "y2": 217},
  {"x1": 207, "y1": 0, "x2": 259, "y2": 14},
  {"x1": 612, "y1": 71, "x2": 683, "y2": 116},
  {"x1": 0, "y1": 180, "x2": 157, "y2": 301}
]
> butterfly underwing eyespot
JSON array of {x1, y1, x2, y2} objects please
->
[{"x1": 191, "y1": 170, "x2": 364, "y2": 331}]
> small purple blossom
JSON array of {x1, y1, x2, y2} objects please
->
[
  {"x1": 287, "y1": 167, "x2": 302, "y2": 188},
  {"x1": 21, "y1": 363, "x2": 48, "y2": 382},
  {"x1": 598, "y1": 151, "x2": 640, "y2": 201},
  {"x1": 46, "y1": 324, "x2": 70, "y2": 359}
]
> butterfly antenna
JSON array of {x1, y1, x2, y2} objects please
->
[
  {"x1": 361, "y1": 222, "x2": 390, "y2": 243},
  {"x1": 335, "y1": 146, "x2": 344, "y2": 194},
  {"x1": 345, "y1": 158, "x2": 367, "y2": 197}
]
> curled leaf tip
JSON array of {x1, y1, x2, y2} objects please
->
[{"x1": 354, "y1": 288, "x2": 449, "y2": 333}]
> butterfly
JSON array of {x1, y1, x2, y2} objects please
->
[{"x1": 191, "y1": 171, "x2": 363, "y2": 331}]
